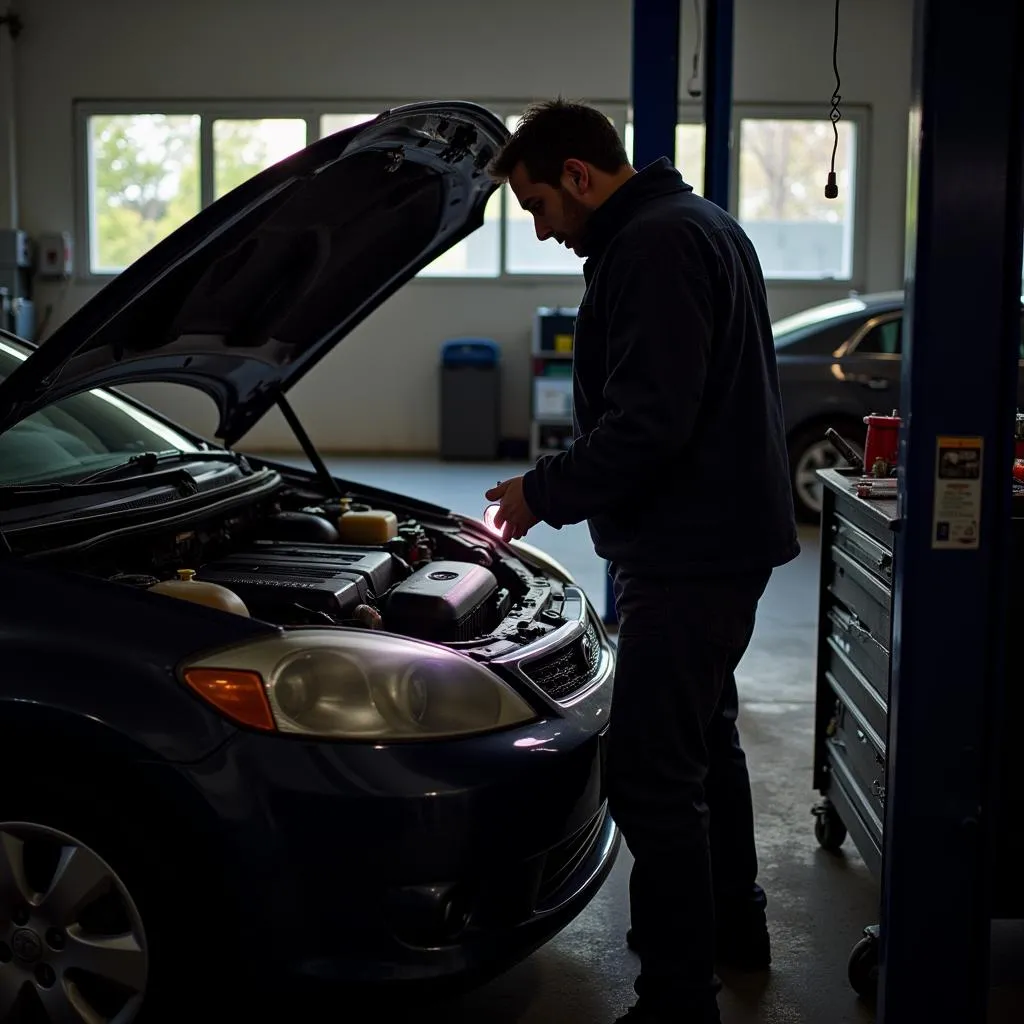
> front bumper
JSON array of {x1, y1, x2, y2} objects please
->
[{"x1": 178, "y1": 677, "x2": 617, "y2": 987}]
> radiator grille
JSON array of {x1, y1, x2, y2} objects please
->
[{"x1": 522, "y1": 619, "x2": 604, "y2": 702}]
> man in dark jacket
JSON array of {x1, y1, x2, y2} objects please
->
[{"x1": 485, "y1": 100, "x2": 799, "y2": 1024}]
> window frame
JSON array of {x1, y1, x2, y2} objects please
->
[
  {"x1": 75, "y1": 99, "x2": 328, "y2": 283},
  {"x1": 729, "y1": 102, "x2": 872, "y2": 290},
  {"x1": 74, "y1": 98, "x2": 630, "y2": 285},
  {"x1": 75, "y1": 99, "x2": 869, "y2": 287},
  {"x1": 844, "y1": 311, "x2": 903, "y2": 359}
]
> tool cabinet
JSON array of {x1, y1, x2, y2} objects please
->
[{"x1": 812, "y1": 468, "x2": 1024, "y2": 1001}]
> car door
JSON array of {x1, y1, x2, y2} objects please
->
[
  {"x1": 842, "y1": 308, "x2": 1024, "y2": 411},
  {"x1": 835, "y1": 312, "x2": 903, "y2": 418}
]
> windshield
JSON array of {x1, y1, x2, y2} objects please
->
[
  {"x1": 0, "y1": 339, "x2": 200, "y2": 485},
  {"x1": 772, "y1": 297, "x2": 870, "y2": 341}
]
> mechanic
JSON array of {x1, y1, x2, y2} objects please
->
[{"x1": 484, "y1": 100, "x2": 800, "y2": 1024}]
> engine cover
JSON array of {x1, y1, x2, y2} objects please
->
[
  {"x1": 385, "y1": 560, "x2": 498, "y2": 642},
  {"x1": 196, "y1": 546, "x2": 398, "y2": 622},
  {"x1": 244, "y1": 542, "x2": 396, "y2": 597}
]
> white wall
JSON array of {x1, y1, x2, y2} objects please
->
[{"x1": 2, "y1": 0, "x2": 914, "y2": 453}]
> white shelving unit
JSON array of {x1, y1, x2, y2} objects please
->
[{"x1": 529, "y1": 306, "x2": 578, "y2": 461}]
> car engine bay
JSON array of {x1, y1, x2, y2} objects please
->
[{"x1": 40, "y1": 479, "x2": 589, "y2": 660}]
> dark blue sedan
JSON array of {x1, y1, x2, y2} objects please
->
[
  {"x1": 0, "y1": 102, "x2": 618, "y2": 1022},
  {"x1": 775, "y1": 291, "x2": 1024, "y2": 519}
]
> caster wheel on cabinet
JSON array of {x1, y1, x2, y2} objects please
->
[
  {"x1": 848, "y1": 927, "x2": 880, "y2": 1005},
  {"x1": 812, "y1": 801, "x2": 848, "y2": 852}
]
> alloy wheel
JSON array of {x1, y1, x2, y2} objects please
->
[
  {"x1": 0, "y1": 822, "x2": 147, "y2": 1023},
  {"x1": 794, "y1": 438, "x2": 848, "y2": 516}
]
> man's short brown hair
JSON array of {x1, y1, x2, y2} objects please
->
[{"x1": 489, "y1": 98, "x2": 629, "y2": 187}]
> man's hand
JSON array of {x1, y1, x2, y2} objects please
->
[{"x1": 485, "y1": 476, "x2": 539, "y2": 541}]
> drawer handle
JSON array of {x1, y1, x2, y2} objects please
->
[{"x1": 849, "y1": 619, "x2": 871, "y2": 641}]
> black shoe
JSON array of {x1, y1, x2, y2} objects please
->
[{"x1": 624, "y1": 925, "x2": 771, "y2": 970}]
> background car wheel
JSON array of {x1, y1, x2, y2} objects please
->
[
  {"x1": 788, "y1": 418, "x2": 864, "y2": 522},
  {"x1": 0, "y1": 772, "x2": 241, "y2": 1023}
]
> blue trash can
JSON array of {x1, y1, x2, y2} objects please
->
[{"x1": 440, "y1": 338, "x2": 502, "y2": 460}]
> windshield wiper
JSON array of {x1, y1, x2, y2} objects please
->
[
  {"x1": 0, "y1": 450, "x2": 247, "y2": 509},
  {"x1": 0, "y1": 470, "x2": 202, "y2": 513},
  {"x1": 76, "y1": 449, "x2": 246, "y2": 485}
]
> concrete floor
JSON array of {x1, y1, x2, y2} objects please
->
[{"x1": 279, "y1": 454, "x2": 1024, "y2": 1022}]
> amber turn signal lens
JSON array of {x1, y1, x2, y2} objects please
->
[{"x1": 183, "y1": 668, "x2": 276, "y2": 732}]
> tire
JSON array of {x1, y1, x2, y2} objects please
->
[
  {"x1": 787, "y1": 417, "x2": 865, "y2": 523},
  {"x1": 848, "y1": 933, "x2": 879, "y2": 1004},
  {"x1": 0, "y1": 770, "x2": 242, "y2": 1024}
]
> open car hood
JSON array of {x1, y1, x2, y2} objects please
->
[{"x1": 0, "y1": 102, "x2": 508, "y2": 446}]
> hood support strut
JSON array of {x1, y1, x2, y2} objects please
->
[{"x1": 275, "y1": 393, "x2": 342, "y2": 499}]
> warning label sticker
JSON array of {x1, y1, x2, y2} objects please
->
[{"x1": 932, "y1": 436, "x2": 983, "y2": 549}]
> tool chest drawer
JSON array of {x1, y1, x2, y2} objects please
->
[
  {"x1": 828, "y1": 546, "x2": 891, "y2": 642},
  {"x1": 825, "y1": 636, "x2": 888, "y2": 741},
  {"x1": 828, "y1": 683, "x2": 887, "y2": 821},
  {"x1": 826, "y1": 739, "x2": 885, "y2": 855},
  {"x1": 826, "y1": 604, "x2": 890, "y2": 704},
  {"x1": 832, "y1": 513, "x2": 893, "y2": 586},
  {"x1": 826, "y1": 491, "x2": 896, "y2": 553}
]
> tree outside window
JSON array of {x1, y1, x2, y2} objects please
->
[
  {"x1": 738, "y1": 118, "x2": 857, "y2": 280},
  {"x1": 88, "y1": 114, "x2": 200, "y2": 275},
  {"x1": 212, "y1": 119, "x2": 307, "y2": 200}
]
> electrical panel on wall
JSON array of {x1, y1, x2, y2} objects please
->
[{"x1": 37, "y1": 231, "x2": 73, "y2": 280}]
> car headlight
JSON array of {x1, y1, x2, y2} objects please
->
[{"x1": 181, "y1": 629, "x2": 537, "y2": 741}]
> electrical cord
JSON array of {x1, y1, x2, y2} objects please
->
[
  {"x1": 825, "y1": 0, "x2": 842, "y2": 199},
  {"x1": 687, "y1": 0, "x2": 703, "y2": 98}
]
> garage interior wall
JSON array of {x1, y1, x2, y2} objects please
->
[{"x1": 0, "y1": 0, "x2": 913, "y2": 454}]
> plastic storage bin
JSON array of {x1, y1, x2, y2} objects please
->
[{"x1": 440, "y1": 338, "x2": 502, "y2": 460}]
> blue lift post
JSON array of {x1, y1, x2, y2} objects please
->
[
  {"x1": 605, "y1": 0, "x2": 684, "y2": 626},
  {"x1": 879, "y1": 0, "x2": 1024, "y2": 1020},
  {"x1": 701, "y1": 0, "x2": 734, "y2": 210},
  {"x1": 630, "y1": 0, "x2": 680, "y2": 171},
  {"x1": 609, "y1": 0, "x2": 735, "y2": 626}
]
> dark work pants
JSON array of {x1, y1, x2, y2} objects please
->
[{"x1": 606, "y1": 565, "x2": 771, "y2": 1018}]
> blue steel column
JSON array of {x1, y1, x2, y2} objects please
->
[
  {"x1": 701, "y1": 0, "x2": 734, "y2": 209},
  {"x1": 605, "y1": 0, "x2": 685, "y2": 625},
  {"x1": 880, "y1": 0, "x2": 1023, "y2": 1021},
  {"x1": 630, "y1": 0, "x2": 680, "y2": 170}
]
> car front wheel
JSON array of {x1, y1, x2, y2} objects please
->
[
  {"x1": 0, "y1": 821, "x2": 148, "y2": 1023},
  {"x1": 0, "y1": 772, "x2": 246, "y2": 1024},
  {"x1": 788, "y1": 418, "x2": 863, "y2": 522}
]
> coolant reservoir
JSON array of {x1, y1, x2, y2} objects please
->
[
  {"x1": 148, "y1": 569, "x2": 251, "y2": 617},
  {"x1": 337, "y1": 509, "x2": 399, "y2": 544}
]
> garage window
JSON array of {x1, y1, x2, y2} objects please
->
[
  {"x1": 737, "y1": 115, "x2": 860, "y2": 282},
  {"x1": 621, "y1": 105, "x2": 868, "y2": 287},
  {"x1": 78, "y1": 100, "x2": 636, "y2": 281},
  {"x1": 502, "y1": 114, "x2": 585, "y2": 277},
  {"x1": 85, "y1": 113, "x2": 201, "y2": 276},
  {"x1": 212, "y1": 119, "x2": 308, "y2": 201},
  {"x1": 623, "y1": 121, "x2": 706, "y2": 195}
]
